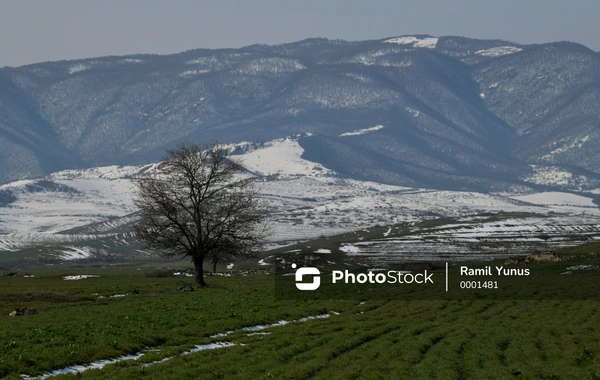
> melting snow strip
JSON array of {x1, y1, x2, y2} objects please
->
[
  {"x1": 21, "y1": 353, "x2": 144, "y2": 379},
  {"x1": 20, "y1": 314, "x2": 332, "y2": 378},
  {"x1": 63, "y1": 275, "x2": 99, "y2": 280},
  {"x1": 141, "y1": 356, "x2": 173, "y2": 367},
  {"x1": 97, "y1": 293, "x2": 129, "y2": 298},
  {"x1": 209, "y1": 313, "x2": 330, "y2": 338},
  {"x1": 182, "y1": 341, "x2": 236, "y2": 355},
  {"x1": 140, "y1": 342, "x2": 237, "y2": 368},
  {"x1": 23, "y1": 342, "x2": 239, "y2": 378},
  {"x1": 173, "y1": 272, "x2": 194, "y2": 277},
  {"x1": 566, "y1": 265, "x2": 599, "y2": 270}
]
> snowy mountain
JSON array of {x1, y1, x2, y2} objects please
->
[
  {"x1": 1, "y1": 35, "x2": 599, "y2": 192},
  {"x1": 1, "y1": 137, "x2": 599, "y2": 265}
]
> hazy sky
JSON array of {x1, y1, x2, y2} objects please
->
[{"x1": 1, "y1": 0, "x2": 598, "y2": 68}]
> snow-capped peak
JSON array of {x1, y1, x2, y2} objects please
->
[{"x1": 384, "y1": 36, "x2": 438, "y2": 49}]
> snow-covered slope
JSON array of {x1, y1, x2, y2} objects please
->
[
  {"x1": 1, "y1": 136, "x2": 599, "y2": 261},
  {"x1": 475, "y1": 46, "x2": 522, "y2": 57},
  {"x1": 334, "y1": 214, "x2": 600, "y2": 265},
  {"x1": 511, "y1": 192, "x2": 597, "y2": 208},
  {"x1": 239, "y1": 137, "x2": 333, "y2": 177},
  {"x1": 384, "y1": 36, "x2": 439, "y2": 49}
]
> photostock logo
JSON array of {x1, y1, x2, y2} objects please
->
[{"x1": 293, "y1": 263, "x2": 320, "y2": 290}]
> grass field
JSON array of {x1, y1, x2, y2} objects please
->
[{"x1": 2, "y1": 261, "x2": 600, "y2": 379}]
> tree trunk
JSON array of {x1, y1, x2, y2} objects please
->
[
  {"x1": 193, "y1": 257, "x2": 208, "y2": 287},
  {"x1": 213, "y1": 260, "x2": 217, "y2": 273}
]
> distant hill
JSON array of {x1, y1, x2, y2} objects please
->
[{"x1": 1, "y1": 35, "x2": 599, "y2": 191}]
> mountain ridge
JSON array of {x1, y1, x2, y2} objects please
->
[{"x1": 0, "y1": 35, "x2": 598, "y2": 191}]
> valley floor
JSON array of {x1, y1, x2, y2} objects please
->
[{"x1": 1, "y1": 264, "x2": 600, "y2": 379}]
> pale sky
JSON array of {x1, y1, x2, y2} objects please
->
[{"x1": 0, "y1": 0, "x2": 598, "y2": 68}]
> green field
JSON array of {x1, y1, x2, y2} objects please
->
[{"x1": 2, "y1": 261, "x2": 600, "y2": 379}]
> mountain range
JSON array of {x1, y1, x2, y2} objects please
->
[{"x1": 1, "y1": 35, "x2": 599, "y2": 192}]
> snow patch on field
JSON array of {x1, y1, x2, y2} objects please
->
[
  {"x1": 173, "y1": 272, "x2": 194, "y2": 277},
  {"x1": 340, "y1": 244, "x2": 360, "y2": 254},
  {"x1": 97, "y1": 293, "x2": 129, "y2": 299},
  {"x1": 475, "y1": 46, "x2": 522, "y2": 57},
  {"x1": 258, "y1": 256, "x2": 273, "y2": 266},
  {"x1": 63, "y1": 275, "x2": 99, "y2": 281}
]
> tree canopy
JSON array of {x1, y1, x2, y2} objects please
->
[{"x1": 133, "y1": 142, "x2": 268, "y2": 286}]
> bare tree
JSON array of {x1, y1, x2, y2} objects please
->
[
  {"x1": 209, "y1": 248, "x2": 234, "y2": 273},
  {"x1": 133, "y1": 142, "x2": 268, "y2": 286}
]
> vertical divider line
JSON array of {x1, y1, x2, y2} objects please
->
[{"x1": 446, "y1": 262, "x2": 448, "y2": 292}]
